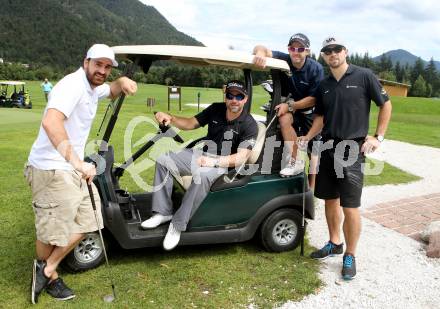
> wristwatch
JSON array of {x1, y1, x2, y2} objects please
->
[
  {"x1": 213, "y1": 158, "x2": 220, "y2": 168},
  {"x1": 287, "y1": 99, "x2": 295, "y2": 112},
  {"x1": 374, "y1": 134, "x2": 384, "y2": 142}
]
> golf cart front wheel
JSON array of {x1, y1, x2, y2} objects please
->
[
  {"x1": 61, "y1": 232, "x2": 105, "y2": 273},
  {"x1": 260, "y1": 208, "x2": 303, "y2": 252}
]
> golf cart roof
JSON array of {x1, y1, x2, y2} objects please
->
[
  {"x1": 111, "y1": 45, "x2": 290, "y2": 72},
  {"x1": 0, "y1": 81, "x2": 25, "y2": 85}
]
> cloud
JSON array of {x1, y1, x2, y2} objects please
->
[{"x1": 140, "y1": 0, "x2": 440, "y2": 61}]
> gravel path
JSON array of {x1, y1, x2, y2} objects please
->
[{"x1": 281, "y1": 140, "x2": 440, "y2": 309}]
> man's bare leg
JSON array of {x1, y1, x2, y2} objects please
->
[
  {"x1": 37, "y1": 233, "x2": 85, "y2": 279},
  {"x1": 308, "y1": 153, "x2": 319, "y2": 190},
  {"x1": 342, "y1": 207, "x2": 361, "y2": 255},
  {"x1": 279, "y1": 113, "x2": 298, "y2": 160},
  {"x1": 325, "y1": 198, "x2": 343, "y2": 245}
]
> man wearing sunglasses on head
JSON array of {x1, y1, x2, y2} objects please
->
[
  {"x1": 298, "y1": 37, "x2": 392, "y2": 281},
  {"x1": 253, "y1": 33, "x2": 324, "y2": 184},
  {"x1": 141, "y1": 80, "x2": 258, "y2": 251}
]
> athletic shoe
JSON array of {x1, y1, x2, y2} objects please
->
[
  {"x1": 280, "y1": 159, "x2": 305, "y2": 177},
  {"x1": 46, "y1": 278, "x2": 76, "y2": 301},
  {"x1": 163, "y1": 223, "x2": 181, "y2": 251},
  {"x1": 141, "y1": 213, "x2": 172, "y2": 229},
  {"x1": 310, "y1": 241, "x2": 343, "y2": 260},
  {"x1": 342, "y1": 254, "x2": 357, "y2": 280},
  {"x1": 31, "y1": 259, "x2": 50, "y2": 304}
]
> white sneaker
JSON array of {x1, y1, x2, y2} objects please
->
[
  {"x1": 141, "y1": 213, "x2": 172, "y2": 229},
  {"x1": 280, "y1": 159, "x2": 305, "y2": 177},
  {"x1": 163, "y1": 223, "x2": 181, "y2": 251}
]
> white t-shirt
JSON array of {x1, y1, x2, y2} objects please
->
[{"x1": 28, "y1": 68, "x2": 110, "y2": 170}]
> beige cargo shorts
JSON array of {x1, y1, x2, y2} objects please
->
[{"x1": 24, "y1": 165, "x2": 103, "y2": 247}]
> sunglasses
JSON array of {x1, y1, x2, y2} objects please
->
[
  {"x1": 225, "y1": 92, "x2": 245, "y2": 101},
  {"x1": 288, "y1": 47, "x2": 309, "y2": 53},
  {"x1": 322, "y1": 45, "x2": 344, "y2": 55}
]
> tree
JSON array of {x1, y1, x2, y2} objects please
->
[
  {"x1": 410, "y1": 58, "x2": 425, "y2": 85},
  {"x1": 361, "y1": 53, "x2": 375, "y2": 71},
  {"x1": 378, "y1": 54, "x2": 393, "y2": 72},
  {"x1": 378, "y1": 71, "x2": 397, "y2": 82},
  {"x1": 423, "y1": 58, "x2": 439, "y2": 97},
  {"x1": 410, "y1": 75, "x2": 428, "y2": 97},
  {"x1": 394, "y1": 61, "x2": 404, "y2": 82}
]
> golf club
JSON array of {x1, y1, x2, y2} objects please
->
[
  {"x1": 300, "y1": 144, "x2": 307, "y2": 256},
  {"x1": 87, "y1": 183, "x2": 116, "y2": 303},
  {"x1": 224, "y1": 113, "x2": 278, "y2": 184}
]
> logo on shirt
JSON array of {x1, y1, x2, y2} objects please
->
[
  {"x1": 346, "y1": 85, "x2": 358, "y2": 88},
  {"x1": 381, "y1": 88, "x2": 388, "y2": 95},
  {"x1": 212, "y1": 120, "x2": 218, "y2": 124},
  {"x1": 324, "y1": 90, "x2": 330, "y2": 94},
  {"x1": 224, "y1": 129, "x2": 238, "y2": 140},
  {"x1": 299, "y1": 81, "x2": 309, "y2": 85}
]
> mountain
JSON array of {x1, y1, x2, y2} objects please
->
[
  {"x1": 0, "y1": 0, "x2": 202, "y2": 68},
  {"x1": 373, "y1": 49, "x2": 440, "y2": 71}
]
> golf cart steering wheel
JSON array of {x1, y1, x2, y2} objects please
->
[
  {"x1": 153, "y1": 111, "x2": 184, "y2": 143},
  {"x1": 158, "y1": 122, "x2": 184, "y2": 143}
]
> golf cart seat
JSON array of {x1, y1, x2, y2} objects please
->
[{"x1": 177, "y1": 121, "x2": 267, "y2": 190}]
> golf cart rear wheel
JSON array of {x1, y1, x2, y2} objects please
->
[
  {"x1": 61, "y1": 232, "x2": 105, "y2": 273},
  {"x1": 260, "y1": 208, "x2": 302, "y2": 252}
]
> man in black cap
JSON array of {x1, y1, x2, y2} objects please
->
[
  {"x1": 299, "y1": 36, "x2": 392, "y2": 280},
  {"x1": 253, "y1": 33, "x2": 324, "y2": 185},
  {"x1": 141, "y1": 80, "x2": 258, "y2": 251}
]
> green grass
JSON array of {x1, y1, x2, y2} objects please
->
[
  {"x1": 0, "y1": 81, "x2": 431, "y2": 308},
  {"x1": 0, "y1": 82, "x2": 320, "y2": 308},
  {"x1": 369, "y1": 96, "x2": 440, "y2": 148}
]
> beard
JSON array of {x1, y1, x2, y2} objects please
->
[
  {"x1": 85, "y1": 68, "x2": 107, "y2": 87},
  {"x1": 327, "y1": 56, "x2": 346, "y2": 69},
  {"x1": 228, "y1": 104, "x2": 242, "y2": 113}
]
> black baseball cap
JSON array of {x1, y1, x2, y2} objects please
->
[
  {"x1": 288, "y1": 33, "x2": 310, "y2": 48},
  {"x1": 225, "y1": 80, "x2": 247, "y2": 95}
]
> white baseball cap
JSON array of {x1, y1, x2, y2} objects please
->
[
  {"x1": 321, "y1": 36, "x2": 346, "y2": 52},
  {"x1": 86, "y1": 44, "x2": 118, "y2": 67}
]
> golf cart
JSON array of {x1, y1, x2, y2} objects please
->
[
  {"x1": 0, "y1": 81, "x2": 32, "y2": 109},
  {"x1": 62, "y1": 46, "x2": 315, "y2": 272}
]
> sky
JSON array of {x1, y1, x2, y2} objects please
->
[{"x1": 140, "y1": 0, "x2": 440, "y2": 61}]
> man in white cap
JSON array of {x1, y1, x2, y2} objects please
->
[
  {"x1": 25, "y1": 43, "x2": 137, "y2": 304},
  {"x1": 299, "y1": 36, "x2": 392, "y2": 280}
]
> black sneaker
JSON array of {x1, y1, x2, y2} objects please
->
[
  {"x1": 342, "y1": 254, "x2": 356, "y2": 280},
  {"x1": 46, "y1": 278, "x2": 76, "y2": 301},
  {"x1": 31, "y1": 259, "x2": 50, "y2": 304},
  {"x1": 310, "y1": 241, "x2": 343, "y2": 260}
]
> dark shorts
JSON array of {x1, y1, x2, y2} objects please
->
[
  {"x1": 292, "y1": 111, "x2": 321, "y2": 155},
  {"x1": 314, "y1": 140, "x2": 365, "y2": 208}
]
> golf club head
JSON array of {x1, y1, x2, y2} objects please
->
[
  {"x1": 103, "y1": 284, "x2": 116, "y2": 302},
  {"x1": 103, "y1": 294, "x2": 115, "y2": 303}
]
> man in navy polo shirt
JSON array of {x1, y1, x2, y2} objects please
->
[
  {"x1": 299, "y1": 36, "x2": 392, "y2": 280},
  {"x1": 141, "y1": 80, "x2": 258, "y2": 251},
  {"x1": 253, "y1": 33, "x2": 324, "y2": 184}
]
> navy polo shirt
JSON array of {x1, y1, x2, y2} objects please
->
[
  {"x1": 195, "y1": 103, "x2": 258, "y2": 156},
  {"x1": 314, "y1": 64, "x2": 390, "y2": 140},
  {"x1": 272, "y1": 51, "x2": 324, "y2": 111}
]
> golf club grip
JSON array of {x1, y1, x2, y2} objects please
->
[{"x1": 87, "y1": 183, "x2": 97, "y2": 211}]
